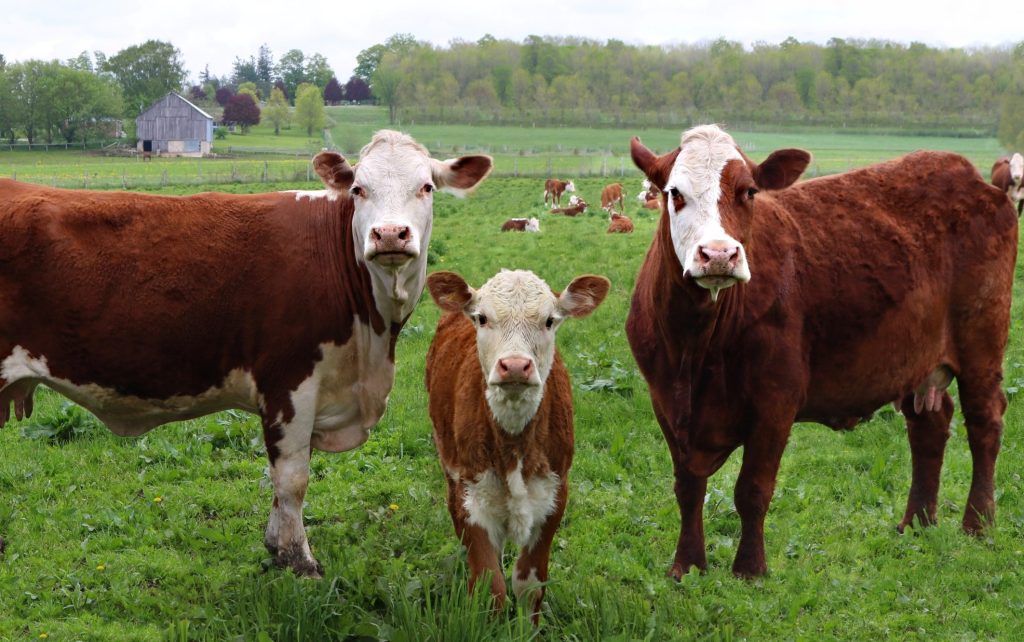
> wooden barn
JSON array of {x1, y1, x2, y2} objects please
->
[{"x1": 136, "y1": 92, "x2": 214, "y2": 157}]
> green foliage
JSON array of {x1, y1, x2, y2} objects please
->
[
  {"x1": 294, "y1": 83, "x2": 325, "y2": 136},
  {"x1": 263, "y1": 87, "x2": 290, "y2": 135},
  {"x1": 21, "y1": 399, "x2": 101, "y2": 444},
  {"x1": 100, "y1": 39, "x2": 186, "y2": 117}
]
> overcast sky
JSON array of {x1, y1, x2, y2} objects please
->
[{"x1": 3, "y1": 0, "x2": 1017, "y2": 83}]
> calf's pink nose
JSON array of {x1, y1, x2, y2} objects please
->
[{"x1": 497, "y1": 357, "x2": 533, "y2": 383}]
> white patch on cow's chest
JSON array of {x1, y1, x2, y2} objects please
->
[
  {"x1": 462, "y1": 460, "x2": 560, "y2": 551},
  {"x1": 0, "y1": 345, "x2": 259, "y2": 436}
]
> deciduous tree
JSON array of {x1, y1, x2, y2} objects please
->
[
  {"x1": 222, "y1": 92, "x2": 260, "y2": 133},
  {"x1": 102, "y1": 40, "x2": 186, "y2": 116},
  {"x1": 264, "y1": 87, "x2": 290, "y2": 134},
  {"x1": 294, "y1": 83, "x2": 325, "y2": 136}
]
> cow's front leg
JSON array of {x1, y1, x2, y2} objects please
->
[
  {"x1": 732, "y1": 422, "x2": 792, "y2": 578},
  {"x1": 513, "y1": 481, "x2": 566, "y2": 625},
  {"x1": 263, "y1": 414, "x2": 322, "y2": 578}
]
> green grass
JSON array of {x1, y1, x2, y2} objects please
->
[{"x1": 1, "y1": 177, "x2": 1024, "y2": 640}]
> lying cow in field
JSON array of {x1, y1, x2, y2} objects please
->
[
  {"x1": 543, "y1": 178, "x2": 575, "y2": 207},
  {"x1": 425, "y1": 269, "x2": 609, "y2": 622},
  {"x1": 607, "y1": 212, "x2": 634, "y2": 233},
  {"x1": 550, "y1": 195, "x2": 588, "y2": 216},
  {"x1": 502, "y1": 217, "x2": 540, "y2": 232},
  {"x1": 991, "y1": 152, "x2": 1024, "y2": 215},
  {"x1": 601, "y1": 182, "x2": 625, "y2": 212},
  {"x1": 637, "y1": 179, "x2": 661, "y2": 209},
  {"x1": 0, "y1": 131, "x2": 492, "y2": 576},
  {"x1": 627, "y1": 124, "x2": 1017, "y2": 579}
]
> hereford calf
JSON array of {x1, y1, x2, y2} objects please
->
[
  {"x1": 600, "y1": 182, "x2": 625, "y2": 212},
  {"x1": 607, "y1": 212, "x2": 634, "y2": 233},
  {"x1": 991, "y1": 153, "x2": 1024, "y2": 215},
  {"x1": 550, "y1": 195, "x2": 587, "y2": 216},
  {"x1": 543, "y1": 178, "x2": 575, "y2": 207},
  {"x1": 425, "y1": 269, "x2": 609, "y2": 622},
  {"x1": 637, "y1": 179, "x2": 661, "y2": 209},
  {"x1": 501, "y1": 217, "x2": 540, "y2": 232}
]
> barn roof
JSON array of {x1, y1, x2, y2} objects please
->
[{"x1": 137, "y1": 92, "x2": 213, "y2": 121}]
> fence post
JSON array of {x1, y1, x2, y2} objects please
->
[
  {"x1": 620, "y1": 158, "x2": 625, "y2": 177},
  {"x1": 122, "y1": 169, "x2": 127, "y2": 190},
  {"x1": 513, "y1": 158, "x2": 518, "y2": 177},
  {"x1": 83, "y1": 171, "x2": 87, "y2": 189},
  {"x1": 161, "y1": 170, "x2": 168, "y2": 187},
  {"x1": 306, "y1": 162, "x2": 311, "y2": 182},
  {"x1": 263, "y1": 160, "x2": 268, "y2": 182}
]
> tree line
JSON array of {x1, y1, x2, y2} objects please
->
[{"x1": 362, "y1": 34, "x2": 1024, "y2": 148}]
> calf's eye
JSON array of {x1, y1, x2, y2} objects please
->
[
  {"x1": 545, "y1": 316, "x2": 554, "y2": 329},
  {"x1": 477, "y1": 314, "x2": 488, "y2": 327}
]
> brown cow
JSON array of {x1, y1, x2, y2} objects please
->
[
  {"x1": 991, "y1": 152, "x2": 1023, "y2": 215},
  {"x1": 601, "y1": 182, "x2": 625, "y2": 212},
  {"x1": 607, "y1": 212, "x2": 634, "y2": 233},
  {"x1": 543, "y1": 178, "x2": 575, "y2": 207},
  {"x1": 637, "y1": 178, "x2": 661, "y2": 209},
  {"x1": 0, "y1": 131, "x2": 492, "y2": 576},
  {"x1": 425, "y1": 269, "x2": 609, "y2": 623},
  {"x1": 501, "y1": 217, "x2": 541, "y2": 232},
  {"x1": 627, "y1": 124, "x2": 1017, "y2": 579},
  {"x1": 550, "y1": 195, "x2": 588, "y2": 216}
]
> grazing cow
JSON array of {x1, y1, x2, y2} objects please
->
[
  {"x1": 991, "y1": 152, "x2": 1024, "y2": 215},
  {"x1": 501, "y1": 217, "x2": 541, "y2": 232},
  {"x1": 543, "y1": 179, "x2": 576, "y2": 207},
  {"x1": 627, "y1": 124, "x2": 1017, "y2": 579},
  {"x1": 600, "y1": 182, "x2": 625, "y2": 212},
  {"x1": 607, "y1": 212, "x2": 634, "y2": 233},
  {"x1": 550, "y1": 195, "x2": 588, "y2": 217},
  {"x1": 0, "y1": 131, "x2": 492, "y2": 576},
  {"x1": 425, "y1": 269, "x2": 609, "y2": 622}
]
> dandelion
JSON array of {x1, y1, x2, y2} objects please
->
[
  {"x1": 96, "y1": 564, "x2": 105, "y2": 572},
  {"x1": 389, "y1": 503, "x2": 399, "y2": 511},
  {"x1": 153, "y1": 496, "x2": 163, "y2": 504},
  {"x1": 39, "y1": 634, "x2": 48, "y2": 640}
]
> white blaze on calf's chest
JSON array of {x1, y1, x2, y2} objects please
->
[{"x1": 461, "y1": 460, "x2": 560, "y2": 551}]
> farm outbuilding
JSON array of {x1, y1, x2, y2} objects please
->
[{"x1": 135, "y1": 92, "x2": 214, "y2": 157}]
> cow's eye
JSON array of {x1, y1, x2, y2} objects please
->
[
  {"x1": 668, "y1": 187, "x2": 685, "y2": 211},
  {"x1": 545, "y1": 316, "x2": 554, "y2": 329},
  {"x1": 351, "y1": 185, "x2": 364, "y2": 197},
  {"x1": 422, "y1": 183, "x2": 434, "y2": 194},
  {"x1": 746, "y1": 187, "x2": 758, "y2": 200},
  {"x1": 477, "y1": 314, "x2": 488, "y2": 327}
]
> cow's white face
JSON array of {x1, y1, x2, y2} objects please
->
[
  {"x1": 565, "y1": 181, "x2": 576, "y2": 193},
  {"x1": 526, "y1": 217, "x2": 540, "y2": 232},
  {"x1": 312, "y1": 132, "x2": 491, "y2": 314},
  {"x1": 663, "y1": 126, "x2": 750, "y2": 300},
  {"x1": 427, "y1": 269, "x2": 609, "y2": 433},
  {"x1": 1011, "y1": 152, "x2": 1023, "y2": 184},
  {"x1": 568, "y1": 195, "x2": 580, "y2": 206}
]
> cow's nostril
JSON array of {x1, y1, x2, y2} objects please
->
[
  {"x1": 398, "y1": 228, "x2": 409, "y2": 241},
  {"x1": 371, "y1": 229, "x2": 383, "y2": 241}
]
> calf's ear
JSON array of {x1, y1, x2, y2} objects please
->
[
  {"x1": 427, "y1": 271, "x2": 474, "y2": 313},
  {"x1": 432, "y1": 155, "x2": 494, "y2": 197},
  {"x1": 558, "y1": 275, "x2": 611, "y2": 318},
  {"x1": 753, "y1": 148, "x2": 811, "y2": 190},
  {"x1": 630, "y1": 137, "x2": 679, "y2": 192},
  {"x1": 313, "y1": 151, "x2": 354, "y2": 192}
]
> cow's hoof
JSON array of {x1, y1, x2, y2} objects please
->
[{"x1": 274, "y1": 545, "x2": 323, "y2": 578}]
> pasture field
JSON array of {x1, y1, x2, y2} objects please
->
[
  {"x1": 0, "y1": 106, "x2": 1008, "y2": 190},
  {"x1": 1, "y1": 176, "x2": 1023, "y2": 641}
]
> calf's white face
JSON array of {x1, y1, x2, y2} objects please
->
[
  {"x1": 428, "y1": 269, "x2": 609, "y2": 433},
  {"x1": 1011, "y1": 152, "x2": 1024, "y2": 184},
  {"x1": 565, "y1": 180, "x2": 576, "y2": 193},
  {"x1": 526, "y1": 217, "x2": 540, "y2": 232}
]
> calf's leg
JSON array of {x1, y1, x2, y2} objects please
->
[
  {"x1": 898, "y1": 392, "x2": 953, "y2": 532},
  {"x1": 448, "y1": 479, "x2": 506, "y2": 607},
  {"x1": 513, "y1": 482, "x2": 567, "y2": 625}
]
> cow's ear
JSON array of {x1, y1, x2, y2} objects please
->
[
  {"x1": 432, "y1": 155, "x2": 493, "y2": 197},
  {"x1": 558, "y1": 275, "x2": 611, "y2": 318},
  {"x1": 630, "y1": 137, "x2": 680, "y2": 192},
  {"x1": 753, "y1": 148, "x2": 811, "y2": 190},
  {"x1": 313, "y1": 151, "x2": 354, "y2": 192},
  {"x1": 427, "y1": 271, "x2": 474, "y2": 313}
]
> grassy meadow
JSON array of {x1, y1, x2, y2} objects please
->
[{"x1": 0, "y1": 169, "x2": 1023, "y2": 641}]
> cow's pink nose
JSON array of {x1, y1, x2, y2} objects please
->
[
  {"x1": 696, "y1": 242, "x2": 740, "y2": 268},
  {"x1": 371, "y1": 225, "x2": 411, "y2": 253},
  {"x1": 497, "y1": 357, "x2": 533, "y2": 383}
]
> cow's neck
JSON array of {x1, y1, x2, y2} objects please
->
[{"x1": 363, "y1": 259, "x2": 426, "y2": 326}]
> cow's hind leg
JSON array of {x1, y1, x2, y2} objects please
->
[
  {"x1": 262, "y1": 414, "x2": 322, "y2": 577},
  {"x1": 513, "y1": 481, "x2": 566, "y2": 625},
  {"x1": 897, "y1": 391, "x2": 953, "y2": 532},
  {"x1": 956, "y1": 369, "x2": 1006, "y2": 534}
]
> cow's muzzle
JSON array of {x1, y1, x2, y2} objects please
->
[{"x1": 368, "y1": 225, "x2": 417, "y2": 266}]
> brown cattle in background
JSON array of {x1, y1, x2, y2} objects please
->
[
  {"x1": 628, "y1": 124, "x2": 1017, "y2": 580},
  {"x1": 601, "y1": 182, "x2": 625, "y2": 212},
  {"x1": 991, "y1": 152, "x2": 1023, "y2": 215},
  {"x1": 550, "y1": 196, "x2": 588, "y2": 216},
  {"x1": 543, "y1": 178, "x2": 575, "y2": 207},
  {"x1": 607, "y1": 212, "x2": 634, "y2": 233}
]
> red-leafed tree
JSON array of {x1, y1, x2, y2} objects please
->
[
  {"x1": 323, "y1": 77, "x2": 344, "y2": 105},
  {"x1": 273, "y1": 79, "x2": 289, "y2": 102},
  {"x1": 189, "y1": 85, "x2": 207, "y2": 101},
  {"x1": 215, "y1": 87, "x2": 234, "y2": 106},
  {"x1": 343, "y1": 76, "x2": 371, "y2": 102},
  {"x1": 222, "y1": 92, "x2": 260, "y2": 133}
]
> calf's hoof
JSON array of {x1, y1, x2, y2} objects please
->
[{"x1": 274, "y1": 545, "x2": 324, "y2": 579}]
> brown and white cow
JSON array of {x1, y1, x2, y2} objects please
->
[
  {"x1": 425, "y1": 269, "x2": 609, "y2": 622},
  {"x1": 543, "y1": 178, "x2": 575, "y2": 207},
  {"x1": 607, "y1": 212, "x2": 634, "y2": 233},
  {"x1": 0, "y1": 130, "x2": 492, "y2": 576},
  {"x1": 550, "y1": 195, "x2": 587, "y2": 217},
  {"x1": 627, "y1": 124, "x2": 1017, "y2": 579},
  {"x1": 637, "y1": 179, "x2": 661, "y2": 209},
  {"x1": 600, "y1": 182, "x2": 625, "y2": 212},
  {"x1": 991, "y1": 152, "x2": 1024, "y2": 215},
  {"x1": 501, "y1": 217, "x2": 541, "y2": 232}
]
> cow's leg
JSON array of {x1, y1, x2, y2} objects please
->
[
  {"x1": 669, "y1": 464, "x2": 708, "y2": 579},
  {"x1": 447, "y1": 477, "x2": 505, "y2": 607},
  {"x1": 262, "y1": 414, "x2": 321, "y2": 577},
  {"x1": 897, "y1": 392, "x2": 953, "y2": 532},
  {"x1": 957, "y1": 370, "x2": 1006, "y2": 534},
  {"x1": 732, "y1": 423, "x2": 791, "y2": 578},
  {"x1": 513, "y1": 481, "x2": 566, "y2": 625}
]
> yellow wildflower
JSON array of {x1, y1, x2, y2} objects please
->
[
  {"x1": 96, "y1": 564, "x2": 105, "y2": 572},
  {"x1": 153, "y1": 496, "x2": 163, "y2": 503},
  {"x1": 389, "y1": 503, "x2": 399, "y2": 511}
]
